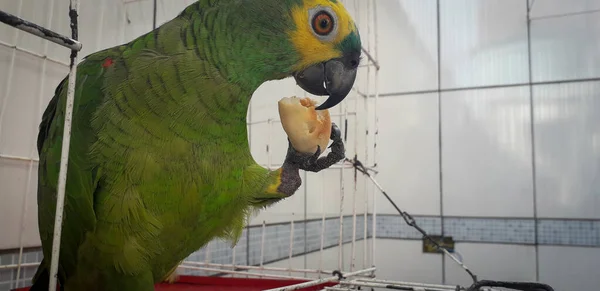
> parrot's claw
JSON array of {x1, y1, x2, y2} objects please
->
[{"x1": 285, "y1": 123, "x2": 345, "y2": 173}]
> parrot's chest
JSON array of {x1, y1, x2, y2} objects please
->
[
  {"x1": 95, "y1": 143, "x2": 252, "y2": 275},
  {"x1": 117, "y1": 139, "x2": 250, "y2": 232},
  {"x1": 91, "y1": 99, "x2": 253, "y2": 270},
  {"x1": 134, "y1": 140, "x2": 250, "y2": 211}
]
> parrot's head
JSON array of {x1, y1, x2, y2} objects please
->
[
  {"x1": 222, "y1": 0, "x2": 362, "y2": 111},
  {"x1": 284, "y1": 0, "x2": 362, "y2": 110}
]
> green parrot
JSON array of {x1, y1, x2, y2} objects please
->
[{"x1": 31, "y1": 0, "x2": 361, "y2": 290}]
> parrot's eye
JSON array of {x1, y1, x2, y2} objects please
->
[
  {"x1": 308, "y1": 7, "x2": 339, "y2": 42},
  {"x1": 312, "y1": 11, "x2": 334, "y2": 36}
]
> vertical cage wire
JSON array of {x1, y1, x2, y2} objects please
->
[
  {"x1": 337, "y1": 139, "x2": 345, "y2": 271},
  {"x1": 370, "y1": 0, "x2": 379, "y2": 270},
  {"x1": 362, "y1": 0, "x2": 371, "y2": 271},
  {"x1": 349, "y1": 0, "x2": 360, "y2": 274}
]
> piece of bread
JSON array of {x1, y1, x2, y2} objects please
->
[{"x1": 278, "y1": 96, "x2": 332, "y2": 155}]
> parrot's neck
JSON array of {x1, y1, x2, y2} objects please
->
[{"x1": 175, "y1": 1, "x2": 300, "y2": 88}]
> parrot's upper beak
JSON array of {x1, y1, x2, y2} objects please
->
[{"x1": 293, "y1": 51, "x2": 360, "y2": 110}]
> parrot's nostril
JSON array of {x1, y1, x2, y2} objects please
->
[{"x1": 343, "y1": 51, "x2": 361, "y2": 70}]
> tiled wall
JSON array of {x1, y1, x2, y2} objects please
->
[{"x1": 2, "y1": 215, "x2": 598, "y2": 290}]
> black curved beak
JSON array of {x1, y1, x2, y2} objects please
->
[{"x1": 293, "y1": 51, "x2": 360, "y2": 110}]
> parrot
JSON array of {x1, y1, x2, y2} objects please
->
[{"x1": 30, "y1": 0, "x2": 361, "y2": 290}]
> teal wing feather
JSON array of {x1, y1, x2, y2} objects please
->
[{"x1": 32, "y1": 47, "x2": 123, "y2": 289}]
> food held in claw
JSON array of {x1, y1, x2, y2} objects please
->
[{"x1": 278, "y1": 96, "x2": 332, "y2": 155}]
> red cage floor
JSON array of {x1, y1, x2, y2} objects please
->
[{"x1": 13, "y1": 275, "x2": 337, "y2": 291}]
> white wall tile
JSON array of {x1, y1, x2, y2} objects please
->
[
  {"x1": 440, "y1": 0, "x2": 529, "y2": 89},
  {"x1": 530, "y1": 6, "x2": 600, "y2": 82},
  {"x1": 0, "y1": 158, "x2": 40, "y2": 250},
  {"x1": 375, "y1": 239, "x2": 443, "y2": 284},
  {"x1": 533, "y1": 81, "x2": 600, "y2": 219},
  {"x1": 0, "y1": 45, "x2": 10, "y2": 99},
  {"x1": 529, "y1": 0, "x2": 600, "y2": 19},
  {"x1": 0, "y1": 1, "x2": 23, "y2": 45},
  {"x1": 538, "y1": 246, "x2": 600, "y2": 291},
  {"x1": 375, "y1": 93, "x2": 441, "y2": 215},
  {"x1": 441, "y1": 86, "x2": 535, "y2": 217},
  {"x1": 370, "y1": 0, "x2": 439, "y2": 94},
  {"x1": 0, "y1": 49, "x2": 44, "y2": 159}
]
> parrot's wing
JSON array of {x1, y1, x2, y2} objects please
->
[{"x1": 32, "y1": 47, "x2": 122, "y2": 289}]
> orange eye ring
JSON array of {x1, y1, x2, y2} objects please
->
[{"x1": 311, "y1": 11, "x2": 334, "y2": 36}]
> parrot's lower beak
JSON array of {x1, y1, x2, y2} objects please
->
[{"x1": 293, "y1": 52, "x2": 360, "y2": 110}]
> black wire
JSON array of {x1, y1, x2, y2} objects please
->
[
  {"x1": 466, "y1": 280, "x2": 554, "y2": 291},
  {"x1": 68, "y1": 2, "x2": 78, "y2": 67},
  {"x1": 344, "y1": 118, "x2": 348, "y2": 142},
  {"x1": 345, "y1": 158, "x2": 477, "y2": 284},
  {"x1": 346, "y1": 158, "x2": 477, "y2": 282},
  {"x1": 345, "y1": 158, "x2": 557, "y2": 291},
  {"x1": 152, "y1": 0, "x2": 157, "y2": 29}
]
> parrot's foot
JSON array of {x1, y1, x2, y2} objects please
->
[
  {"x1": 285, "y1": 123, "x2": 345, "y2": 173},
  {"x1": 162, "y1": 262, "x2": 181, "y2": 284},
  {"x1": 164, "y1": 271, "x2": 179, "y2": 284}
]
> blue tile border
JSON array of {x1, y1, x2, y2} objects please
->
[
  {"x1": 443, "y1": 217, "x2": 535, "y2": 244},
  {"x1": 373, "y1": 215, "x2": 600, "y2": 247},
  {"x1": 1, "y1": 215, "x2": 599, "y2": 290},
  {"x1": 374, "y1": 215, "x2": 442, "y2": 239},
  {"x1": 537, "y1": 219, "x2": 600, "y2": 247}
]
